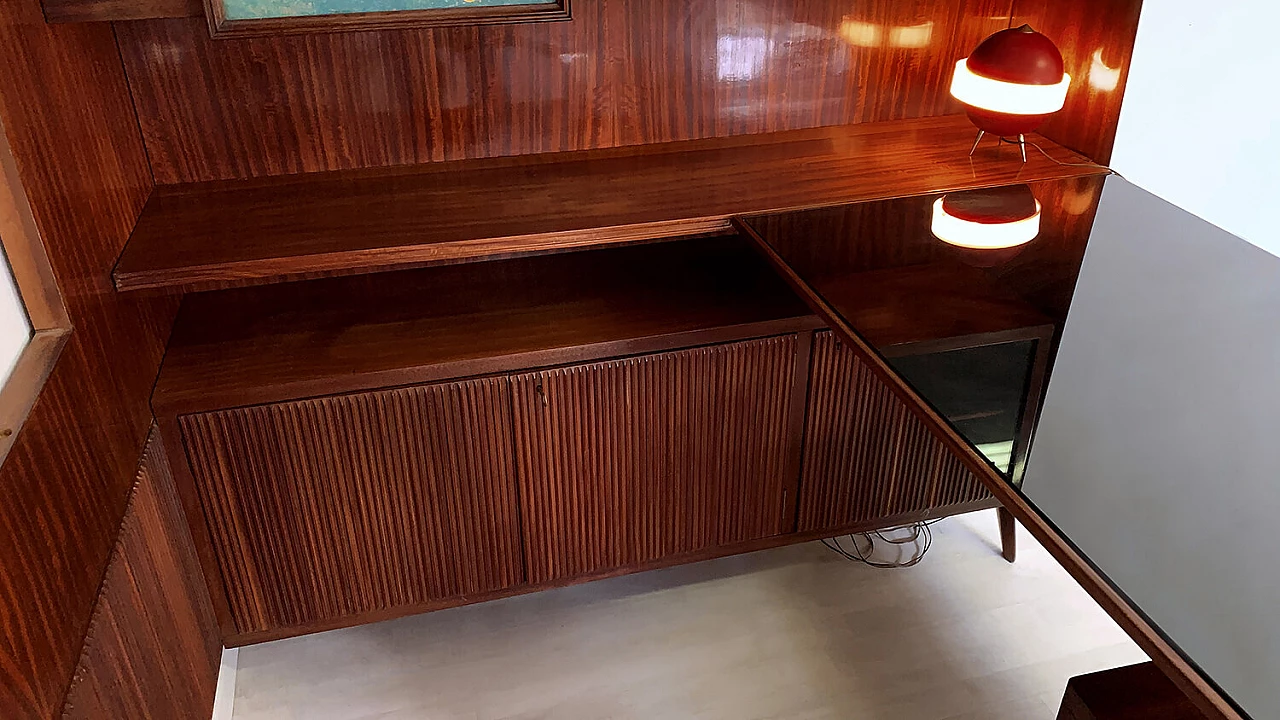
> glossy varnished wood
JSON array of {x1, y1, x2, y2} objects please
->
[
  {"x1": 1013, "y1": 0, "x2": 1144, "y2": 164},
  {"x1": 798, "y1": 332, "x2": 992, "y2": 533},
  {"x1": 745, "y1": 174, "x2": 1109, "y2": 327},
  {"x1": 512, "y1": 338, "x2": 801, "y2": 584},
  {"x1": 113, "y1": 117, "x2": 1104, "y2": 293},
  {"x1": 153, "y1": 238, "x2": 822, "y2": 415},
  {"x1": 1058, "y1": 662, "x2": 1209, "y2": 720},
  {"x1": 41, "y1": 0, "x2": 199, "y2": 22},
  {"x1": 816, "y1": 262, "x2": 1054, "y2": 349},
  {"x1": 180, "y1": 377, "x2": 525, "y2": 639},
  {"x1": 115, "y1": 1, "x2": 1009, "y2": 184},
  {"x1": 0, "y1": 1, "x2": 182, "y2": 717},
  {"x1": 61, "y1": 430, "x2": 221, "y2": 720}
]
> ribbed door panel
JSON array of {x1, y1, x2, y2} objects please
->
[
  {"x1": 513, "y1": 336, "x2": 798, "y2": 584},
  {"x1": 799, "y1": 332, "x2": 992, "y2": 532},
  {"x1": 180, "y1": 377, "x2": 523, "y2": 635}
]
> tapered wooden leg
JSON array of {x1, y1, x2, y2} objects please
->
[{"x1": 998, "y1": 506, "x2": 1017, "y2": 563}]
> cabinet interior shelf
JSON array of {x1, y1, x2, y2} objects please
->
[
  {"x1": 115, "y1": 115, "x2": 1107, "y2": 294},
  {"x1": 153, "y1": 237, "x2": 825, "y2": 415}
]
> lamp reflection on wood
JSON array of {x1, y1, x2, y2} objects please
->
[
  {"x1": 839, "y1": 19, "x2": 933, "y2": 49},
  {"x1": 950, "y1": 25, "x2": 1071, "y2": 162},
  {"x1": 932, "y1": 185, "x2": 1040, "y2": 266}
]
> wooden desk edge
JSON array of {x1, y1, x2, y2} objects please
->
[{"x1": 733, "y1": 216, "x2": 1248, "y2": 720}]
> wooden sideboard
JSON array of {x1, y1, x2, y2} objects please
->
[{"x1": 151, "y1": 236, "x2": 1019, "y2": 645}]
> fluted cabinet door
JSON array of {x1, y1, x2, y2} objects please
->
[
  {"x1": 798, "y1": 332, "x2": 992, "y2": 533},
  {"x1": 512, "y1": 336, "x2": 799, "y2": 584},
  {"x1": 180, "y1": 377, "x2": 523, "y2": 636}
]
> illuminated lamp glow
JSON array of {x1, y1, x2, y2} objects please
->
[
  {"x1": 1088, "y1": 48, "x2": 1121, "y2": 91},
  {"x1": 931, "y1": 196, "x2": 1041, "y2": 249},
  {"x1": 841, "y1": 20, "x2": 933, "y2": 48},
  {"x1": 888, "y1": 22, "x2": 933, "y2": 49},
  {"x1": 949, "y1": 59, "x2": 1070, "y2": 115},
  {"x1": 839, "y1": 20, "x2": 882, "y2": 46}
]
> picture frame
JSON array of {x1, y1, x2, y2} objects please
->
[{"x1": 205, "y1": 0, "x2": 571, "y2": 38}]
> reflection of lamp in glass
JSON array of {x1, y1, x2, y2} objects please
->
[
  {"x1": 932, "y1": 185, "x2": 1041, "y2": 255},
  {"x1": 950, "y1": 25, "x2": 1071, "y2": 162}
]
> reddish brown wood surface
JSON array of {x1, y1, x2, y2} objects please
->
[
  {"x1": 41, "y1": 0, "x2": 199, "y2": 22},
  {"x1": 222, "y1": 497, "x2": 997, "y2": 646},
  {"x1": 180, "y1": 377, "x2": 525, "y2": 636},
  {"x1": 817, "y1": 262, "x2": 1054, "y2": 349},
  {"x1": 112, "y1": 116, "x2": 1103, "y2": 293},
  {"x1": 513, "y1": 338, "x2": 801, "y2": 584},
  {"x1": 0, "y1": 2, "x2": 182, "y2": 717},
  {"x1": 1013, "y1": 0, "x2": 1144, "y2": 165},
  {"x1": 114, "y1": 1, "x2": 1010, "y2": 184},
  {"x1": 1058, "y1": 662, "x2": 1210, "y2": 720},
  {"x1": 61, "y1": 431, "x2": 221, "y2": 720},
  {"x1": 154, "y1": 237, "x2": 821, "y2": 415},
  {"x1": 798, "y1": 332, "x2": 992, "y2": 532},
  {"x1": 744, "y1": 174, "x2": 1108, "y2": 327}
]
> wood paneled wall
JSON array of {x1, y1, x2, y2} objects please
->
[
  {"x1": 0, "y1": 1, "x2": 182, "y2": 717},
  {"x1": 1013, "y1": 0, "x2": 1144, "y2": 165},
  {"x1": 62, "y1": 431, "x2": 221, "y2": 720},
  {"x1": 114, "y1": 0, "x2": 1012, "y2": 183}
]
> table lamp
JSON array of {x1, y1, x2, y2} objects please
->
[{"x1": 950, "y1": 25, "x2": 1071, "y2": 162}]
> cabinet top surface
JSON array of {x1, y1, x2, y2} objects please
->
[{"x1": 112, "y1": 116, "x2": 1104, "y2": 294}]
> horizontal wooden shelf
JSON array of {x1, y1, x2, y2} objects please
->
[
  {"x1": 153, "y1": 236, "x2": 823, "y2": 415},
  {"x1": 114, "y1": 115, "x2": 1107, "y2": 293},
  {"x1": 818, "y1": 261, "x2": 1055, "y2": 354}
]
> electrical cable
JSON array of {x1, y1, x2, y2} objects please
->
[
  {"x1": 821, "y1": 519, "x2": 937, "y2": 569},
  {"x1": 997, "y1": 136, "x2": 1110, "y2": 169}
]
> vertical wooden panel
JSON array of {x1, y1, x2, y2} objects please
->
[
  {"x1": 1013, "y1": 0, "x2": 1144, "y2": 165},
  {"x1": 62, "y1": 430, "x2": 221, "y2": 720},
  {"x1": 512, "y1": 337, "x2": 798, "y2": 584},
  {"x1": 117, "y1": 0, "x2": 1011, "y2": 184},
  {"x1": 180, "y1": 377, "x2": 524, "y2": 636},
  {"x1": 798, "y1": 332, "x2": 990, "y2": 533},
  {"x1": 0, "y1": 0, "x2": 181, "y2": 716}
]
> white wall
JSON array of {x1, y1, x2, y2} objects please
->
[
  {"x1": 1025, "y1": 178, "x2": 1280, "y2": 720},
  {"x1": 1111, "y1": 1, "x2": 1280, "y2": 258},
  {"x1": 0, "y1": 250, "x2": 29, "y2": 385}
]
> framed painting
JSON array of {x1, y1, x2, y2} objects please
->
[{"x1": 206, "y1": 0, "x2": 571, "y2": 37}]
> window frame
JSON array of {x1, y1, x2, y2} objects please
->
[{"x1": 0, "y1": 113, "x2": 72, "y2": 466}]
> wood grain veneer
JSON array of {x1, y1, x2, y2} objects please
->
[
  {"x1": 153, "y1": 237, "x2": 822, "y2": 415},
  {"x1": 1013, "y1": 0, "x2": 1144, "y2": 165},
  {"x1": 112, "y1": 116, "x2": 1104, "y2": 293},
  {"x1": 0, "y1": 0, "x2": 183, "y2": 716},
  {"x1": 798, "y1": 332, "x2": 991, "y2": 532},
  {"x1": 42, "y1": 0, "x2": 199, "y2": 22},
  {"x1": 512, "y1": 337, "x2": 801, "y2": 584},
  {"x1": 180, "y1": 377, "x2": 524, "y2": 637},
  {"x1": 113, "y1": 1, "x2": 1010, "y2": 183},
  {"x1": 1057, "y1": 662, "x2": 1209, "y2": 720},
  {"x1": 61, "y1": 430, "x2": 221, "y2": 720}
]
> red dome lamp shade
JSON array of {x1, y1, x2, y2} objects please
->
[
  {"x1": 950, "y1": 25, "x2": 1071, "y2": 162},
  {"x1": 931, "y1": 185, "x2": 1041, "y2": 265}
]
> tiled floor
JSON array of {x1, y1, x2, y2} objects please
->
[{"x1": 231, "y1": 511, "x2": 1146, "y2": 719}]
